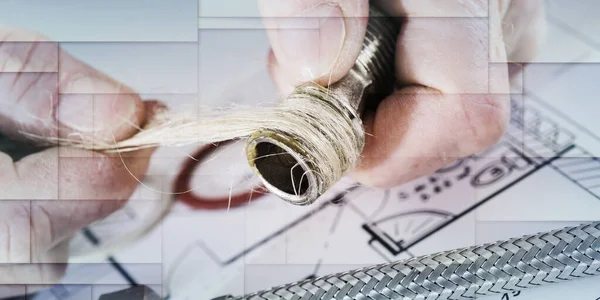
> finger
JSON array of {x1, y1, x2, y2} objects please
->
[
  {"x1": 266, "y1": 49, "x2": 295, "y2": 96},
  {"x1": 0, "y1": 146, "x2": 154, "y2": 264},
  {"x1": 0, "y1": 27, "x2": 144, "y2": 142},
  {"x1": 2, "y1": 145, "x2": 154, "y2": 231},
  {"x1": 354, "y1": 88, "x2": 509, "y2": 187},
  {"x1": 500, "y1": 0, "x2": 546, "y2": 63},
  {"x1": 0, "y1": 201, "x2": 68, "y2": 284},
  {"x1": 0, "y1": 102, "x2": 161, "y2": 254},
  {"x1": 0, "y1": 144, "x2": 151, "y2": 281},
  {"x1": 393, "y1": 16, "x2": 507, "y2": 94},
  {"x1": 0, "y1": 201, "x2": 31, "y2": 264},
  {"x1": 259, "y1": 0, "x2": 369, "y2": 87},
  {"x1": 3, "y1": 100, "x2": 162, "y2": 199},
  {"x1": 352, "y1": 4, "x2": 511, "y2": 187},
  {"x1": 30, "y1": 200, "x2": 130, "y2": 261},
  {"x1": 374, "y1": 0, "x2": 488, "y2": 17},
  {"x1": 0, "y1": 262, "x2": 67, "y2": 285}
]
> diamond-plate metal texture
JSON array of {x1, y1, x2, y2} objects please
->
[{"x1": 222, "y1": 222, "x2": 600, "y2": 299}]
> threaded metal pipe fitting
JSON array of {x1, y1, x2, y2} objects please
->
[{"x1": 245, "y1": 4, "x2": 399, "y2": 206}]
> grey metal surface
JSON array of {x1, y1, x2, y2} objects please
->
[
  {"x1": 220, "y1": 221, "x2": 600, "y2": 299},
  {"x1": 326, "y1": 4, "x2": 398, "y2": 116}
]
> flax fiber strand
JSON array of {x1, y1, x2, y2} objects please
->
[
  {"x1": 51, "y1": 86, "x2": 363, "y2": 261},
  {"x1": 27, "y1": 86, "x2": 364, "y2": 199}
]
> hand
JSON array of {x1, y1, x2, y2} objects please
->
[
  {"x1": 259, "y1": 0, "x2": 545, "y2": 187},
  {"x1": 0, "y1": 27, "x2": 155, "y2": 288}
]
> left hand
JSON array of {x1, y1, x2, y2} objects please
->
[{"x1": 0, "y1": 27, "x2": 157, "y2": 289}]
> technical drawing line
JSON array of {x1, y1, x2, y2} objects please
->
[
  {"x1": 346, "y1": 202, "x2": 371, "y2": 221},
  {"x1": 553, "y1": 159, "x2": 596, "y2": 168},
  {"x1": 550, "y1": 167, "x2": 600, "y2": 202},
  {"x1": 312, "y1": 259, "x2": 323, "y2": 277},
  {"x1": 525, "y1": 92, "x2": 600, "y2": 144},
  {"x1": 223, "y1": 204, "x2": 331, "y2": 265},
  {"x1": 371, "y1": 209, "x2": 455, "y2": 225},
  {"x1": 367, "y1": 189, "x2": 390, "y2": 221},
  {"x1": 412, "y1": 217, "x2": 434, "y2": 235},
  {"x1": 329, "y1": 204, "x2": 345, "y2": 234},
  {"x1": 203, "y1": 185, "x2": 362, "y2": 266},
  {"x1": 225, "y1": 221, "x2": 600, "y2": 300},
  {"x1": 546, "y1": 14, "x2": 600, "y2": 52},
  {"x1": 404, "y1": 250, "x2": 415, "y2": 259},
  {"x1": 574, "y1": 174, "x2": 600, "y2": 182},
  {"x1": 364, "y1": 225, "x2": 403, "y2": 256},
  {"x1": 196, "y1": 240, "x2": 224, "y2": 266},
  {"x1": 403, "y1": 220, "x2": 410, "y2": 235},
  {"x1": 81, "y1": 228, "x2": 138, "y2": 286},
  {"x1": 570, "y1": 166, "x2": 600, "y2": 174},
  {"x1": 369, "y1": 243, "x2": 393, "y2": 263},
  {"x1": 547, "y1": 146, "x2": 600, "y2": 200},
  {"x1": 363, "y1": 211, "x2": 455, "y2": 256},
  {"x1": 165, "y1": 242, "x2": 200, "y2": 297},
  {"x1": 309, "y1": 203, "x2": 348, "y2": 278},
  {"x1": 553, "y1": 155, "x2": 595, "y2": 166},
  {"x1": 399, "y1": 144, "x2": 575, "y2": 252}
]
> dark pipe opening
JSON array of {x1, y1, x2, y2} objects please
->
[{"x1": 254, "y1": 142, "x2": 310, "y2": 196}]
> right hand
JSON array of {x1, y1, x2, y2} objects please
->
[{"x1": 258, "y1": 0, "x2": 545, "y2": 187}]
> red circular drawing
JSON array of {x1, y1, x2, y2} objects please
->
[{"x1": 173, "y1": 140, "x2": 268, "y2": 210}]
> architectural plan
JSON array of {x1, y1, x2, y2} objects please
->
[{"x1": 2, "y1": 0, "x2": 599, "y2": 299}]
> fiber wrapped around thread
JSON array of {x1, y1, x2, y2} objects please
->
[{"x1": 22, "y1": 85, "x2": 365, "y2": 202}]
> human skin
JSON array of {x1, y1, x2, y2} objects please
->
[
  {"x1": 0, "y1": 27, "x2": 157, "y2": 290},
  {"x1": 0, "y1": 0, "x2": 546, "y2": 291},
  {"x1": 259, "y1": 0, "x2": 545, "y2": 187}
]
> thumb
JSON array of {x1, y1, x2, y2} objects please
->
[
  {"x1": 0, "y1": 27, "x2": 144, "y2": 143},
  {"x1": 259, "y1": 0, "x2": 369, "y2": 89},
  {"x1": 501, "y1": 0, "x2": 546, "y2": 63}
]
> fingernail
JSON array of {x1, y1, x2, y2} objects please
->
[
  {"x1": 56, "y1": 73, "x2": 138, "y2": 135},
  {"x1": 57, "y1": 93, "x2": 136, "y2": 136},
  {"x1": 275, "y1": 3, "x2": 345, "y2": 81}
]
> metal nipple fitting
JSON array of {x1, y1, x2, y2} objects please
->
[{"x1": 246, "y1": 4, "x2": 399, "y2": 206}]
